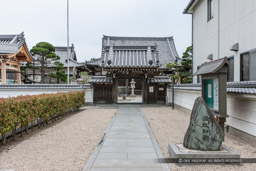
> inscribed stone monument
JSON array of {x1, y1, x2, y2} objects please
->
[{"x1": 183, "y1": 97, "x2": 224, "y2": 151}]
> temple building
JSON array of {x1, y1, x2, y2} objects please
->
[
  {"x1": 86, "y1": 35, "x2": 180, "y2": 104},
  {"x1": 26, "y1": 44, "x2": 85, "y2": 84},
  {"x1": 0, "y1": 32, "x2": 33, "y2": 84}
]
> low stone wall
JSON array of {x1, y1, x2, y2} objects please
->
[
  {"x1": 0, "y1": 84, "x2": 93, "y2": 104},
  {"x1": 167, "y1": 88, "x2": 256, "y2": 146}
]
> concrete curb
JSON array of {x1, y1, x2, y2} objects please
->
[
  {"x1": 139, "y1": 107, "x2": 170, "y2": 171},
  {"x1": 82, "y1": 109, "x2": 118, "y2": 171}
]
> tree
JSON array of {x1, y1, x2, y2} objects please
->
[
  {"x1": 166, "y1": 46, "x2": 192, "y2": 84},
  {"x1": 30, "y1": 42, "x2": 59, "y2": 83},
  {"x1": 179, "y1": 46, "x2": 192, "y2": 83},
  {"x1": 20, "y1": 62, "x2": 34, "y2": 84},
  {"x1": 50, "y1": 61, "x2": 67, "y2": 83}
]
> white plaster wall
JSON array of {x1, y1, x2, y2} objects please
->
[
  {"x1": 167, "y1": 89, "x2": 256, "y2": 137},
  {"x1": 0, "y1": 89, "x2": 84, "y2": 98},
  {"x1": 0, "y1": 89, "x2": 89, "y2": 103},
  {"x1": 85, "y1": 88, "x2": 93, "y2": 103},
  {"x1": 192, "y1": 0, "x2": 219, "y2": 82},
  {"x1": 192, "y1": 0, "x2": 256, "y2": 82}
]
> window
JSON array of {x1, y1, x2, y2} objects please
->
[
  {"x1": 208, "y1": 0, "x2": 214, "y2": 21},
  {"x1": 241, "y1": 51, "x2": 256, "y2": 81},
  {"x1": 227, "y1": 57, "x2": 234, "y2": 82}
]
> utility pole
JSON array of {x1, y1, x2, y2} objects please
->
[{"x1": 67, "y1": 0, "x2": 70, "y2": 84}]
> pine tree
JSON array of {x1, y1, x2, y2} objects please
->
[
  {"x1": 179, "y1": 46, "x2": 192, "y2": 83},
  {"x1": 30, "y1": 42, "x2": 61, "y2": 83}
]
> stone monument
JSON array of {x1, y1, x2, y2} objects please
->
[
  {"x1": 168, "y1": 97, "x2": 240, "y2": 159},
  {"x1": 183, "y1": 97, "x2": 224, "y2": 151}
]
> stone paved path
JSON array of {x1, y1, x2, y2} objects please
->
[{"x1": 84, "y1": 106, "x2": 169, "y2": 171}]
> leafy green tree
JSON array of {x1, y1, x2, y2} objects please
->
[
  {"x1": 50, "y1": 61, "x2": 67, "y2": 83},
  {"x1": 20, "y1": 62, "x2": 34, "y2": 83},
  {"x1": 166, "y1": 46, "x2": 192, "y2": 84},
  {"x1": 30, "y1": 42, "x2": 59, "y2": 83},
  {"x1": 179, "y1": 46, "x2": 192, "y2": 83}
]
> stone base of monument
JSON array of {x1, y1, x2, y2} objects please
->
[{"x1": 169, "y1": 143, "x2": 240, "y2": 159}]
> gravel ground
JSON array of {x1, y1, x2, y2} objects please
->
[
  {"x1": 0, "y1": 108, "x2": 116, "y2": 171},
  {"x1": 142, "y1": 106, "x2": 256, "y2": 171}
]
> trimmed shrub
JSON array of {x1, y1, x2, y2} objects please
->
[{"x1": 0, "y1": 91, "x2": 85, "y2": 144}]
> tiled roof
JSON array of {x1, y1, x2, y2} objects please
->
[
  {"x1": 0, "y1": 32, "x2": 33, "y2": 60},
  {"x1": 174, "y1": 81, "x2": 256, "y2": 95},
  {"x1": 101, "y1": 35, "x2": 180, "y2": 68},
  {"x1": 103, "y1": 46, "x2": 158, "y2": 68},
  {"x1": 0, "y1": 44, "x2": 18, "y2": 54},
  {"x1": 149, "y1": 76, "x2": 171, "y2": 83},
  {"x1": 86, "y1": 58, "x2": 103, "y2": 66},
  {"x1": 47, "y1": 44, "x2": 84, "y2": 68},
  {"x1": 0, "y1": 84, "x2": 88, "y2": 89},
  {"x1": 31, "y1": 44, "x2": 84, "y2": 68},
  {"x1": 194, "y1": 58, "x2": 228, "y2": 75},
  {"x1": 88, "y1": 76, "x2": 112, "y2": 83}
]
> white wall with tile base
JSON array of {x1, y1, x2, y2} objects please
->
[{"x1": 167, "y1": 89, "x2": 256, "y2": 137}]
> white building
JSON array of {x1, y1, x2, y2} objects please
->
[
  {"x1": 177, "y1": 0, "x2": 256, "y2": 145},
  {"x1": 184, "y1": 0, "x2": 256, "y2": 83}
]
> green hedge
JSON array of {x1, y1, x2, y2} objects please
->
[{"x1": 0, "y1": 91, "x2": 85, "y2": 144}]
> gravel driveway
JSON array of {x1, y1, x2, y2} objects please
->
[
  {"x1": 143, "y1": 106, "x2": 256, "y2": 171},
  {"x1": 0, "y1": 107, "x2": 116, "y2": 171}
]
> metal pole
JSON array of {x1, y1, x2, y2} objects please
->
[
  {"x1": 67, "y1": 0, "x2": 70, "y2": 84},
  {"x1": 172, "y1": 74, "x2": 174, "y2": 110}
]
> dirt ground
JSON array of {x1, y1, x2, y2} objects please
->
[
  {"x1": 143, "y1": 106, "x2": 256, "y2": 171},
  {"x1": 0, "y1": 107, "x2": 116, "y2": 171}
]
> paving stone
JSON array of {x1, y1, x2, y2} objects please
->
[
  {"x1": 129, "y1": 133, "x2": 150, "y2": 139},
  {"x1": 92, "y1": 159, "x2": 162, "y2": 168},
  {"x1": 97, "y1": 152, "x2": 127, "y2": 159},
  {"x1": 90, "y1": 168, "x2": 126, "y2": 171},
  {"x1": 100, "y1": 147, "x2": 127, "y2": 153},
  {"x1": 103, "y1": 142, "x2": 128, "y2": 147},
  {"x1": 128, "y1": 152, "x2": 157, "y2": 159},
  {"x1": 85, "y1": 106, "x2": 167, "y2": 171},
  {"x1": 126, "y1": 168, "x2": 163, "y2": 171},
  {"x1": 127, "y1": 147, "x2": 155, "y2": 153},
  {"x1": 128, "y1": 142, "x2": 153, "y2": 147}
]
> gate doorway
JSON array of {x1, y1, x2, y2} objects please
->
[
  {"x1": 147, "y1": 83, "x2": 166, "y2": 104},
  {"x1": 117, "y1": 78, "x2": 143, "y2": 103}
]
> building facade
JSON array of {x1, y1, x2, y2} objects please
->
[
  {"x1": 184, "y1": 0, "x2": 256, "y2": 83},
  {"x1": 27, "y1": 44, "x2": 85, "y2": 84},
  {"x1": 182, "y1": 0, "x2": 256, "y2": 144},
  {"x1": 0, "y1": 32, "x2": 33, "y2": 84},
  {"x1": 86, "y1": 35, "x2": 180, "y2": 104}
]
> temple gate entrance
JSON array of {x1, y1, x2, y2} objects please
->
[{"x1": 117, "y1": 77, "x2": 143, "y2": 103}]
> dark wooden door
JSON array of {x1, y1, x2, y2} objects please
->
[
  {"x1": 93, "y1": 84, "x2": 113, "y2": 104},
  {"x1": 147, "y1": 84, "x2": 157, "y2": 103},
  {"x1": 157, "y1": 85, "x2": 166, "y2": 103}
]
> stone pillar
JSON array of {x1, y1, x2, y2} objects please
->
[
  {"x1": 126, "y1": 79, "x2": 129, "y2": 95},
  {"x1": 1, "y1": 59, "x2": 7, "y2": 84}
]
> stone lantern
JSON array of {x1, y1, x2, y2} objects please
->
[{"x1": 130, "y1": 79, "x2": 136, "y2": 97}]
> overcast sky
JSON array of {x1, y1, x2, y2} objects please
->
[{"x1": 0, "y1": 0, "x2": 191, "y2": 62}]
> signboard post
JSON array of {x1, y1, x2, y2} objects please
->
[{"x1": 194, "y1": 57, "x2": 229, "y2": 132}]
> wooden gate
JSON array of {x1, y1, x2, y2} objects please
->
[
  {"x1": 147, "y1": 84, "x2": 157, "y2": 103},
  {"x1": 147, "y1": 84, "x2": 166, "y2": 104},
  {"x1": 157, "y1": 85, "x2": 166, "y2": 104},
  {"x1": 93, "y1": 84, "x2": 113, "y2": 104}
]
